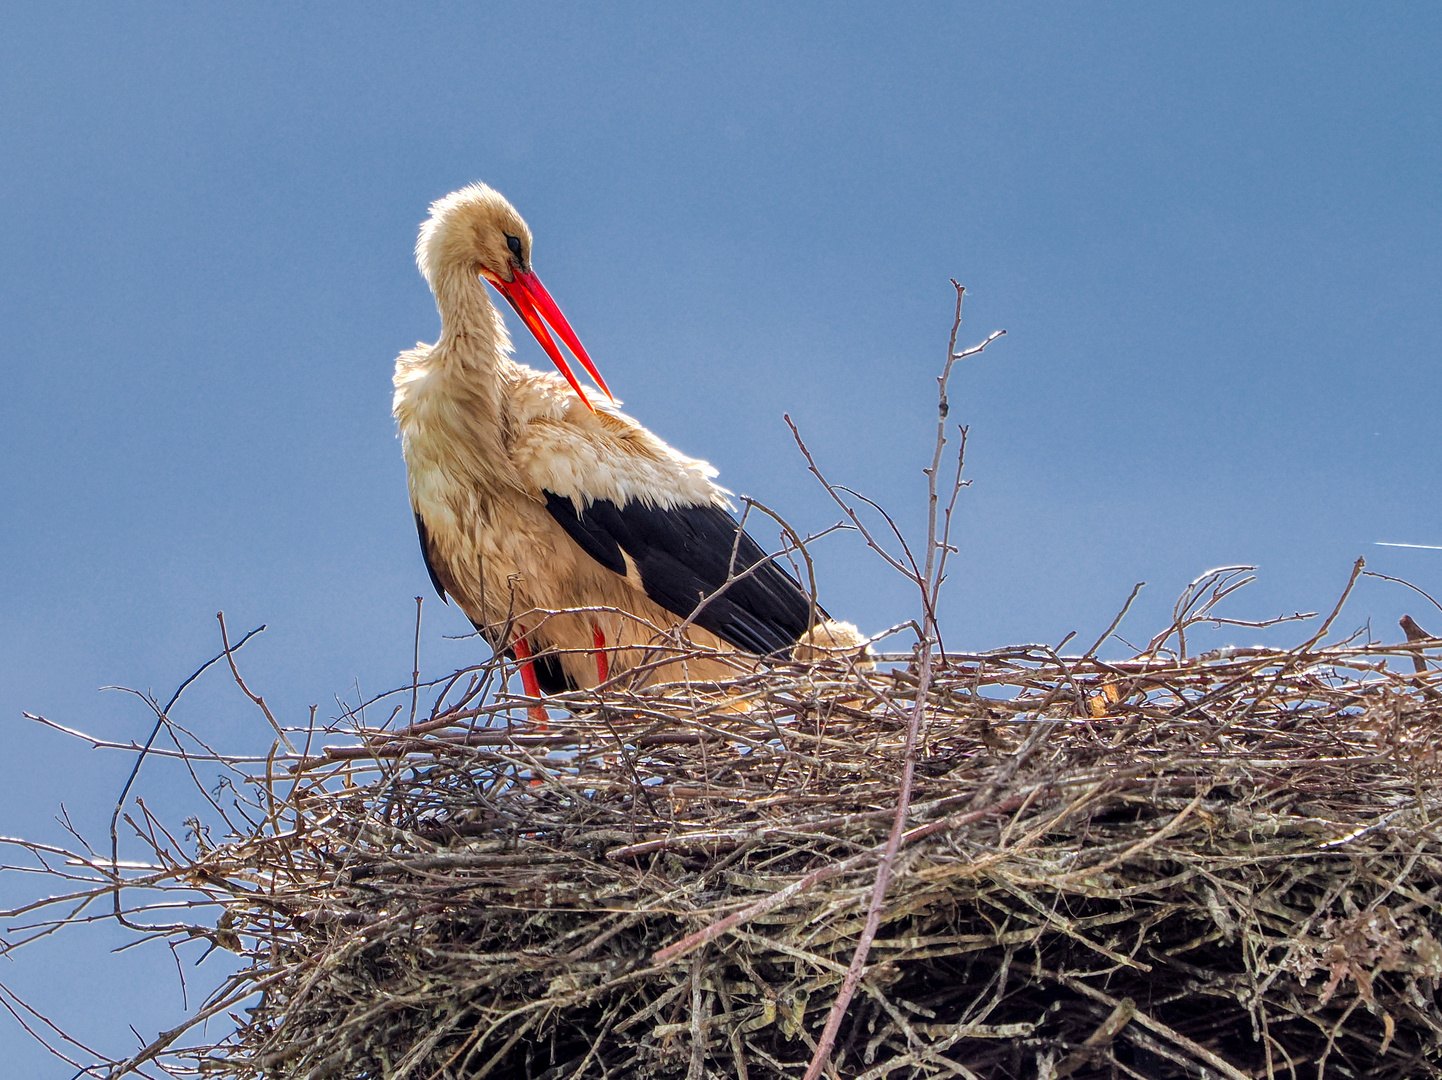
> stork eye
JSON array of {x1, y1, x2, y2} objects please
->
[{"x1": 505, "y1": 234, "x2": 523, "y2": 258}]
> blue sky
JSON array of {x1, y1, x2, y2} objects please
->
[{"x1": 3, "y1": 4, "x2": 1441, "y2": 1073}]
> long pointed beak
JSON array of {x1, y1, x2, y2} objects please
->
[{"x1": 484, "y1": 269, "x2": 614, "y2": 411}]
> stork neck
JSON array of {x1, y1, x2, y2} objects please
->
[{"x1": 432, "y1": 269, "x2": 513, "y2": 371}]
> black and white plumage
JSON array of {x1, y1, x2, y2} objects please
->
[
  {"x1": 543, "y1": 493, "x2": 819, "y2": 659},
  {"x1": 392, "y1": 182, "x2": 864, "y2": 693}
]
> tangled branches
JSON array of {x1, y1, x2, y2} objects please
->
[
  {"x1": 6, "y1": 614, "x2": 1442, "y2": 1079},
  {"x1": 6, "y1": 287, "x2": 1442, "y2": 1079}
]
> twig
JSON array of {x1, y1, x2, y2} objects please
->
[
  {"x1": 108, "y1": 624, "x2": 265, "y2": 924},
  {"x1": 1052, "y1": 997, "x2": 1136, "y2": 1079},
  {"x1": 217, "y1": 612, "x2": 295, "y2": 752},
  {"x1": 802, "y1": 280, "x2": 1003, "y2": 1080},
  {"x1": 410, "y1": 596, "x2": 424, "y2": 726},
  {"x1": 1398, "y1": 614, "x2": 1442, "y2": 702},
  {"x1": 1081, "y1": 583, "x2": 1144, "y2": 662},
  {"x1": 1365, "y1": 570, "x2": 1442, "y2": 617},
  {"x1": 1299, "y1": 556, "x2": 1366, "y2": 654}
]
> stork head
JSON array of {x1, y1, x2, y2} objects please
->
[{"x1": 417, "y1": 183, "x2": 613, "y2": 410}]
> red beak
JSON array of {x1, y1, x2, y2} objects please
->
[{"x1": 484, "y1": 269, "x2": 614, "y2": 411}]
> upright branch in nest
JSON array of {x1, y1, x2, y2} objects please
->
[{"x1": 792, "y1": 282, "x2": 1005, "y2": 1080}]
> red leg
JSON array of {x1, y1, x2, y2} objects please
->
[
  {"x1": 593, "y1": 625, "x2": 610, "y2": 686},
  {"x1": 510, "y1": 630, "x2": 548, "y2": 726}
]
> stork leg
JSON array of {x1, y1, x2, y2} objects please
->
[
  {"x1": 510, "y1": 631, "x2": 549, "y2": 725},
  {"x1": 592, "y1": 626, "x2": 610, "y2": 686}
]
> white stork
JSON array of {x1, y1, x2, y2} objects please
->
[{"x1": 393, "y1": 183, "x2": 864, "y2": 698}]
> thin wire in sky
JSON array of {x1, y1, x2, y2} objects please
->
[{"x1": 1375, "y1": 542, "x2": 1442, "y2": 550}]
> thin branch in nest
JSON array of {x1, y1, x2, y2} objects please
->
[
  {"x1": 803, "y1": 280, "x2": 1004, "y2": 1080},
  {"x1": 107, "y1": 621, "x2": 266, "y2": 930},
  {"x1": 217, "y1": 612, "x2": 294, "y2": 752}
]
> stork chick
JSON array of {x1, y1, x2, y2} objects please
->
[{"x1": 393, "y1": 183, "x2": 864, "y2": 695}]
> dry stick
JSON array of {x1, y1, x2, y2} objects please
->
[
  {"x1": 686, "y1": 955, "x2": 706, "y2": 1080},
  {"x1": 0, "y1": 976, "x2": 116, "y2": 1073},
  {"x1": 410, "y1": 595, "x2": 424, "y2": 727},
  {"x1": 801, "y1": 282, "x2": 1003, "y2": 1080},
  {"x1": 108, "y1": 623, "x2": 265, "y2": 923},
  {"x1": 743, "y1": 498, "x2": 829, "y2": 644},
  {"x1": 1043, "y1": 786, "x2": 1211, "y2": 885},
  {"x1": 1398, "y1": 618, "x2": 1440, "y2": 666},
  {"x1": 1398, "y1": 615, "x2": 1442, "y2": 702},
  {"x1": 786, "y1": 418, "x2": 916, "y2": 585},
  {"x1": 1146, "y1": 566, "x2": 1256, "y2": 660},
  {"x1": 1299, "y1": 556, "x2": 1367, "y2": 655},
  {"x1": 1052, "y1": 997, "x2": 1136, "y2": 1079},
  {"x1": 831, "y1": 482, "x2": 925, "y2": 585},
  {"x1": 928, "y1": 424, "x2": 971, "y2": 659},
  {"x1": 18, "y1": 716, "x2": 245, "y2": 761},
  {"x1": 108, "y1": 977, "x2": 294, "y2": 1080},
  {"x1": 217, "y1": 612, "x2": 296, "y2": 752},
  {"x1": 1081, "y1": 582, "x2": 1145, "y2": 662},
  {"x1": 1365, "y1": 569, "x2": 1442, "y2": 617},
  {"x1": 915, "y1": 294, "x2": 1004, "y2": 639}
]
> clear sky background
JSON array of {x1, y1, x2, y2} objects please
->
[{"x1": 3, "y1": 3, "x2": 1440, "y2": 1074}]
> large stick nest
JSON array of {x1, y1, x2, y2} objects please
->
[{"x1": 17, "y1": 590, "x2": 1442, "y2": 1080}]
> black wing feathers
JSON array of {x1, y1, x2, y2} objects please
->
[
  {"x1": 544, "y1": 491, "x2": 819, "y2": 656},
  {"x1": 414, "y1": 512, "x2": 449, "y2": 602},
  {"x1": 545, "y1": 500, "x2": 627, "y2": 577}
]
